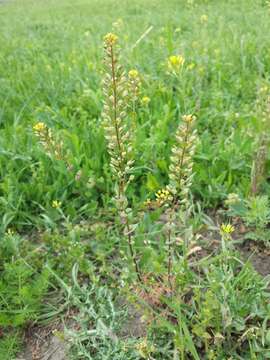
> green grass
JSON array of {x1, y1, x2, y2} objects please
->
[
  {"x1": 1, "y1": 0, "x2": 270, "y2": 358},
  {"x1": 1, "y1": 0, "x2": 270, "y2": 230}
]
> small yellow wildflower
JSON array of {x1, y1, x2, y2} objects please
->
[
  {"x1": 103, "y1": 32, "x2": 118, "y2": 46},
  {"x1": 168, "y1": 55, "x2": 185, "y2": 72},
  {"x1": 141, "y1": 96, "x2": 150, "y2": 106},
  {"x1": 128, "y1": 69, "x2": 139, "y2": 79},
  {"x1": 33, "y1": 122, "x2": 47, "y2": 133},
  {"x1": 52, "y1": 200, "x2": 62, "y2": 209},
  {"x1": 5, "y1": 228, "x2": 15, "y2": 236},
  {"x1": 200, "y1": 14, "x2": 208, "y2": 23},
  {"x1": 182, "y1": 114, "x2": 195, "y2": 123},
  {"x1": 259, "y1": 85, "x2": 269, "y2": 94},
  {"x1": 155, "y1": 188, "x2": 173, "y2": 205},
  {"x1": 220, "y1": 223, "x2": 235, "y2": 235}
]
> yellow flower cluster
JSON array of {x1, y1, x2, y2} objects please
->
[
  {"x1": 155, "y1": 188, "x2": 173, "y2": 205},
  {"x1": 168, "y1": 55, "x2": 185, "y2": 72},
  {"x1": 259, "y1": 85, "x2": 269, "y2": 94},
  {"x1": 33, "y1": 122, "x2": 47, "y2": 133},
  {"x1": 103, "y1": 32, "x2": 118, "y2": 46},
  {"x1": 128, "y1": 69, "x2": 139, "y2": 79},
  {"x1": 128, "y1": 69, "x2": 141, "y2": 113},
  {"x1": 52, "y1": 200, "x2": 62, "y2": 209},
  {"x1": 141, "y1": 96, "x2": 150, "y2": 106},
  {"x1": 220, "y1": 223, "x2": 235, "y2": 235},
  {"x1": 200, "y1": 14, "x2": 208, "y2": 23},
  {"x1": 5, "y1": 228, "x2": 15, "y2": 236},
  {"x1": 182, "y1": 114, "x2": 196, "y2": 123}
]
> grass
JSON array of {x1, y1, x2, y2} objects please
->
[{"x1": 1, "y1": 0, "x2": 270, "y2": 358}]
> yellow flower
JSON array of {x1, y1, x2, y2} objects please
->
[
  {"x1": 128, "y1": 69, "x2": 139, "y2": 79},
  {"x1": 168, "y1": 55, "x2": 185, "y2": 72},
  {"x1": 220, "y1": 223, "x2": 235, "y2": 235},
  {"x1": 141, "y1": 96, "x2": 150, "y2": 106},
  {"x1": 259, "y1": 85, "x2": 269, "y2": 94},
  {"x1": 5, "y1": 228, "x2": 15, "y2": 236},
  {"x1": 103, "y1": 32, "x2": 118, "y2": 46},
  {"x1": 155, "y1": 188, "x2": 173, "y2": 205},
  {"x1": 33, "y1": 122, "x2": 46, "y2": 133},
  {"x1": 200, "y1": 14, "x2": 208, "y2": 23},
  {"x1": 52, "y1": 200, "x2": 62, "y2": 209},
  {"x1": 182, "y1": 114, "x2": 195, "y2": 123}
]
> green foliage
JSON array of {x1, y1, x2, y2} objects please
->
[
  {"x1": 1, "y1": 0, "x2": 270, "y2": 229},
  {"x1": 227, "y1": 195, "x2": 270, "y2": 245},
  {"x1": 0, "y1": 259, "x2": 50, "y2": 326},
  {"x1": 0, "y1": 331, "x2": 22, "y2": 360},
  {"x1": 243, "y1": 195, "x2": 270, "y2": 229},
  {"x1": 43, "y1": 229, "x2": 94, "y2": 278},
  {"x1": 50, "y1": 265, "x2": 140, "y2": 360},
  {"x1": 1, "y1": 0, "x2": 270, "y2": 359},
  {"x1": 154, "y1": 253, "x2": 270, "y2": 359}
]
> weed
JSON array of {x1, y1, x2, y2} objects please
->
[{"x1": 102, "y1": 33, "x2": 142, "y2": 281}]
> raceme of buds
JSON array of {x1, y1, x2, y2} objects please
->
[
  {"x1": 33, "y1": 122, "x2": 64, "y2": 160},
  {"x1": 168, "y1": 114, "x2": 197, "y2": 206},
  {"x1": 102, "y1": 33, "x2": 134, "y2": 194}
]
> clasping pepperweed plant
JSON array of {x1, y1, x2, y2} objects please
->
[
  {"x1": 102, "y1": 33, "x2": 142, "y2": 282},
  {"x1": 166, "y1": 114, "x2": 198, "y2": 289},
  {"x1": 33, "y1": 122, "x2": 65, "y2": 161},
  {"x1": 101, "y1": 33, "x2": 198, "y2": 292}
]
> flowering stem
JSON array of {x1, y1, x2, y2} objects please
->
[
  {"x1": 167, "y1": 119, "x2": 191, "y2": 292},
  {"x1": 106, "y1": 38, "x2": 142, "y2": 283}
]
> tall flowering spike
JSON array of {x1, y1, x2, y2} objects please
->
[
  {"x1": 128, "y1": 69, "x2": 141, "y2": 102},
  {"x1": 128, "y1": 69, "x2": 141, "y2": 129},
  {"x1": 102, "y1": 33, "x2": 134, "y2": 198},
  {"x1": 33, "y1": 121, "x2": 64, "y2": 161},
  {"x1": 169, "y1": 114, "x2": 197, "y2": 206},
  {"x1": 166, "y1": 114, "x2": 198, "y2": 291},
  {"x1": 102, "y1": 33, "x2": 141, "y2": 282}
]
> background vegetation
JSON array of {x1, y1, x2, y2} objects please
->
[{"x1": 1, "y1": 0, "x2": 270, "y2": 358}]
